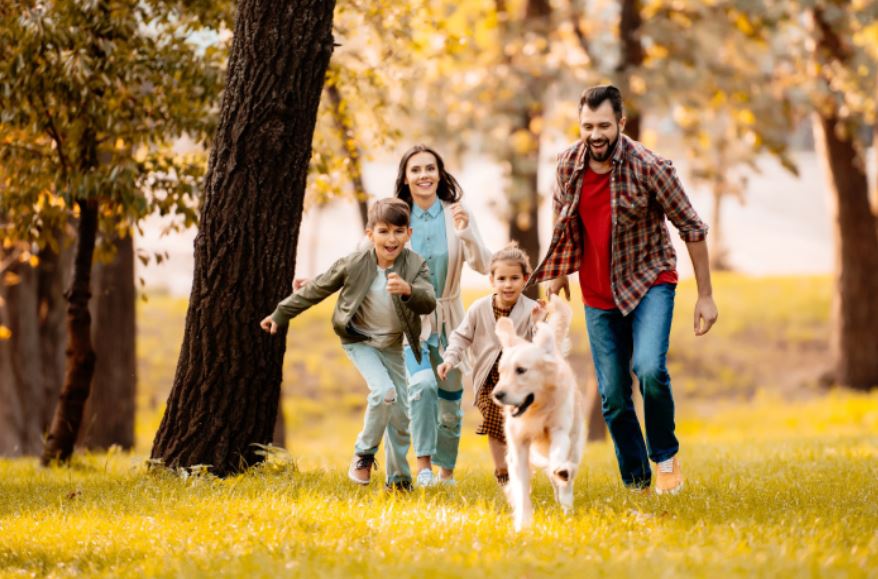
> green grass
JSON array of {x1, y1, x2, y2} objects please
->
[
  {"x1": 3, "y1": 273, "x2": 867, "y2": 577},
  {"x1": 2, "y1": 392, "x2": 877, "y2": 577}
]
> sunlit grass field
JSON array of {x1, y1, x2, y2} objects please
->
[
  {"x1": 2, "y1": 393, "x2": 876, "y2": 577},
  {"x1": 4, "y1": 274, "x2": 876, "y2": 577}
]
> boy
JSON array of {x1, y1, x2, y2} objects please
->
[{"x1": 260, "y1": 198, "x2": 436, "y2": 490}]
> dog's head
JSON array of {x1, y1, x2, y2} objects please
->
[{"x1": 492, "y1": 317, "x2": 561, "y2": 418}]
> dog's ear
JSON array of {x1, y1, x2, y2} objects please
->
[
  {"x1": 533, "y1": 321, "x2": 557, "y2": 359},
  {"x1": 495, "y1": 317, "x2": 517, "y2": 348}
]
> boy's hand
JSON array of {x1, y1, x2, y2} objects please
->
[
  {"x1": 260, "y1": 316, "x2": 279, "y2": 335},
  {"x1": 437, "y1": 362, "x2": 451, "y2": 380},
  {"x1": 694, "y1": 295, "x2": 718, "y2": 336},
  {"x1": 386, "y1": 272, "x2": 411, "y2": 296},
  {"x1": 449, "y1": 203, "x2": 468, "y2": 231}
]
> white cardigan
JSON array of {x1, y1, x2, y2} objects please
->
[{"x1": 418, "y1": 201, "x2": 493, "y2": 354}]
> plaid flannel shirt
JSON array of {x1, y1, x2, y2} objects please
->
[{"x1": 529, "y1": 135, "x2": 708, "y2": 316}]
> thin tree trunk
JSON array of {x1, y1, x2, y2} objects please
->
[
  {"x1": 42, "y1": 198, "x2": 100, "y2": 464},
  {"x1": 617, "y1": 0, "x2": 643, "y2": 141},
  {"x1": 151, "y1": 0, "x2": 336, "y2": 475},
  {"x1": 709, "y1": 181, "x2": 732, "y2": 272},
  {"x1": 80, "y1": 233, "x2": 136, "y2": 450},
  {"x1": 326, "y1": 79, "x2": 369, "y2": 229},
  {"x1": 812, "y1": 6, "x2": 878, "y2": 391},
  {"x1": 813, "y1": 113, "x2": 878, "y2": 390},
  {"x1": 0, "y1": 244, "x2": 69, "y2": 456}
]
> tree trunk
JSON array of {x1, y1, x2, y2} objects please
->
[
  {"x1": 709, "y1": 181, "x2": 732, "y2": 272},
  {"x1": 80, "y1": 233, "x2": 136, "y2": 450},
  {"x1": 812, "y1": 6, "x2": 878, "y2": 391},
  {"x1": 151, "y1": 0, "x2": 336, "y2": 475},
  {"x1": 326, "y1": 80, "x2": 369, "y2": 229},
  {"x1": 813, "y1": 113, "x2": 878, "y2": 390},
  {"x1": 617, "y1": 0, "x2": 643, "y2": 141},
  {"x1": 503, "y1": 0, "x2": 550, "y2": 299},
  {"x1": 42, "y1": 198, "x2": 100, "y2": 464},
  {"x1": 0, "y1": 245, "x2": 70, "y2": 456}
]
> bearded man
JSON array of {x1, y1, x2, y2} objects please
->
[{"x1": 528, "y1": 84, "x2": 718, "y2": 494}]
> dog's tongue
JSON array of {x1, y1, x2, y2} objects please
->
[{"x1": 511, "y1": 393, "x2": 535, "y2": 417}]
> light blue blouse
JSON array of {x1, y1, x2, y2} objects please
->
[{"x1": 410, "y1": 199, "x2": 449, "y2": 346}]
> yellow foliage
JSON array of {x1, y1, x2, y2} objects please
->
[{"x1": 0, "y1": 325, "x2": 11, "y2": 340}]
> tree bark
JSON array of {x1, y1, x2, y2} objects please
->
[
  {"x1": 42, "y1": 198, "x2": 100, "y2": 464},
  {"x1": 813, "y1": 113, "x2": 878, "y2": 390},
  {"x1": 151, "y1": 0, "x2": 336, "y2": 475},
  {"x1": 617, "y1": 0, "x2": 643, "y2": 141},
  {"x1": 326, "y1": 80, "x2": 369, "y2": 229},
  {"x1": 812, "y1": 6, "x2": 878, "y2": 391},
  {"x1": 0, "y1": 245, "x2": 70, "y2": 456},
  {"x1": 80, "y1": 233, "x2": 136, "y2": 450}
]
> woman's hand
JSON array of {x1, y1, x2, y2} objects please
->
[
  {"x1": 292, "y1": 277, "x2": 309, "y2": 292},
  {"x1": 449, "y1": 203, "x2": 469, "y2": 231},
  {"x1": 437, "y1": 362, "x2": 451, "y2": 380}
]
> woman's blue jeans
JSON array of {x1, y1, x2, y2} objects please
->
[{"x1": 585, "y1": 284, "x2": 679, "y2": 488}]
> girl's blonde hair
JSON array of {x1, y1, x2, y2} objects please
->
[{"x1": 490, "y1": 242, "x2": 533, "y2": 277}]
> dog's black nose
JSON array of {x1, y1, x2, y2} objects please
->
[{"x1": 494, "y1": 391, "x2": 506, "y2": 401}]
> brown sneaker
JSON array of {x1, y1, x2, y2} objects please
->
[
  {"x1": 348, "y1": 454, "x2": 376, "y2": 485},
  {"x1": 495, "y1": 469, "x2": 509, "y2": 487},
  {"x1": 654, "y1": 456, "x2": 683, "y2": 495}
]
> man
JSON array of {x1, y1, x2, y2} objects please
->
[{"x1": 528, "y1": 85, "x2": 718, "y2": 494}]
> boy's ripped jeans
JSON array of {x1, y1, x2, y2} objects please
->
[{"x1": 342, "y1": 342, "x2": 412, "y2": 485}]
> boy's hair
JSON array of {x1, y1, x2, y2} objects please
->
[
  {"x1": 367, "y1": 198, "x2": 411, "y2": 229},
  {"x1": 490, "y1": 242, "x2": 532, "y2": 277},
  {"x1": 578, "y1": 84, "x2": 625, "y2": 120}
]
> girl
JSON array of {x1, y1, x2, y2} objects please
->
[
  {"x1": 437, "y1": 244, "x2": 544, "y2": 486},
  {"x1": 395, "y1": 144, "x2": 493, "y2": 486}
]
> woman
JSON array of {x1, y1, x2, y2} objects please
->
[{"x1": 395, "y1": 144, "x2": 492, "y2": 486}]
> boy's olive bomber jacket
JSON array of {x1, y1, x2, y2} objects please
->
[{"x1": 270, "y1": 247, "x2": 436, "y2": 363}]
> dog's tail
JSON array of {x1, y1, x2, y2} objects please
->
[{"x1": 547, "y1": 294, "x2": 573, "y2": 357}]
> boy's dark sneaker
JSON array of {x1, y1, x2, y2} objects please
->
[
  {"x1": 348, "y1": 454, "x2": 376, "y2": 485},
  {"x1": 495, "y1": 469, "x2": 509, "y2": 487},
  {"x1": 384, "y1": 479, "x2": 413, "y2": 492}
]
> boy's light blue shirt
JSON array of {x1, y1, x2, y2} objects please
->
[{"x1": 410, "y1": 198, "x2": 449, "y2": 346}]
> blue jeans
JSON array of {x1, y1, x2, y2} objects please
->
[
  {"x1": 404, "y1": 339, "x2": 464, "y2": 470},
  {"x1": 342, "y1": 342, "x2": 412, "y2": 484},
  {"x1": 585, "y1": 284, "x2": 678, "y2": 488}
]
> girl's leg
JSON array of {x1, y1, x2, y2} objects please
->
[{"x1": 489, "y1": 436, "x2": 508, "y2": 484}]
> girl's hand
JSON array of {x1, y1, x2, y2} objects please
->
[
  {"x1": 386, "y1": 272, "x2": 411, "y2": 296},
  {"x1": 531, "y1": 299, "x2": 548, "y2": 323},
  {"x1": 437, "y1": 362, "x2": 451, "y2": 380},
  {"x1": 292, "y1": 277, "x2": 309, "y2": 292},
  {"x1": 260, "y1": 316, "x2": 278, "y2": 335},
  {"x1": 449, "y1": 203, "x2": 468, "y2": 231}
]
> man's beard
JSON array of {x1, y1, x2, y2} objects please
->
[{"x1": 587, "y1": 133, "x2": 620, "y2": 162}]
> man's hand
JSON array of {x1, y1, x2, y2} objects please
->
[
  {"x1": 292, "y1": 277, "x2": 309, "y2": 292},
  {"x1": 386, "y1": 272, "x2": 412, "y2": 296},
  {"x1": 449, "y1": 203, "x2": 468, "y2": 231},
  {"x1": 693, "y1": 296, "x2": 718, "y2": 336},
  {"x1": 436, "y1": 362, "x2": 451, "y2": 380},
  {"x1": 547, "y1": 276, "x2": 570, "y2": 300},
  {"x1": 259, "y1": 316, "x2": 279, "y2": 335}
]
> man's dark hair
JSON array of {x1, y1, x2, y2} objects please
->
[
  {"x1": 367, "y1": 197, "x2": 411, "y2": 229},
  {"x1": 578, "y1": 85, "x2": 625, "y2": 120}
]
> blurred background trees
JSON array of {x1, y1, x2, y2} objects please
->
[{"x1": 1, "y1": 0, "x2": 876, "y2": 459}]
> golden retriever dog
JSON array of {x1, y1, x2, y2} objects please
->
[{"x1": 493, "y1": 294, "x2": 586, "y2": 531}]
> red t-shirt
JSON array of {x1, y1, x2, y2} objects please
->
[{"x1": 578, "y1": 169, "x2": 677, "y2": 310}]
